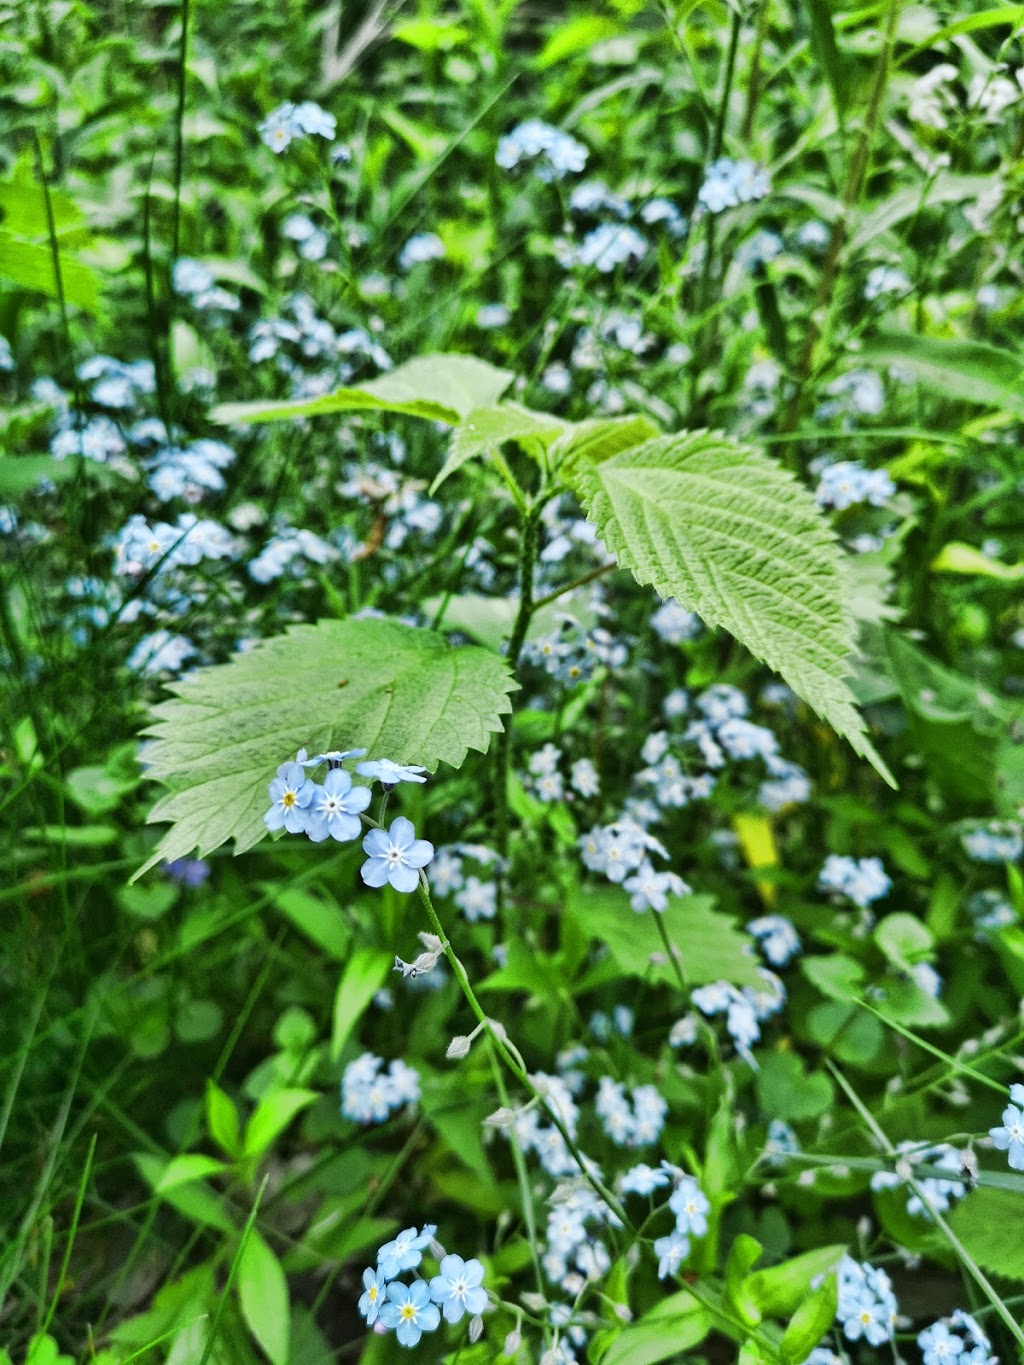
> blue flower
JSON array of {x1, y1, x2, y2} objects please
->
[
  {"x1": 377, "y1": 1224, "x2": 436, "y2": 1280},
  {"x1": 357, "y1": 757, "x2": 428, "y2": 786},
  {"x1": 298, "y1": 747, "x2": 367, "y2": 767},
  {"x1": 358, "y1": 1266, "x2": 387, "y2": 1325},
  {"x1": 264, "y1": 761, "x2": 315, "y2": 834},
  {"x1": 989, "y1": 1097, "x2": 1024, "y2": 1170},
  {"x1": 429, "y1": 1253, "x2": 488, "y2": 1323},
  {"x1": 669, "y1": 1176, "x2": 710, "y2": 1236},
  {"x1": 918, "y1": 1321, "x2": 965, "y2": 1365},
  {"x1": 306, "y1": 769, "x2": 372, "y2": 843},
  {"x1": 379, "y1": 1279, "x2": 441, "y2": 1347},
  {"x1": 653, "y1": 1229, "x2": 690, "y2": 1279},
  {"x1": 361, "y1": 817, "x2": 434, "y2": 892}
]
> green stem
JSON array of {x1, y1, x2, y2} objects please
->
[
  {"x1": 494, "y1": 501, "x2": 543, "y2": 907},
  {"x1": 532, "y1": 560, "x2": 618, "y2": 612},
  {"x1": 416, "y1": 875, "x2": 631, "y2": 1226}
]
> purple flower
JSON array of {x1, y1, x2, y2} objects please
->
[{"x1": 361, "y1": 817, "x2": 434, "y2": 892}]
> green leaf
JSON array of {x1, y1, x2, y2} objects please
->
[
  {"x1": 803, "y1": 0, "x2": 849, "y2": 119},
  {"x1": 565, "y1": 431, "x2": 892, "y2": 783},
  {"x1": 432, "y1": 402, "x2": 566, "y2": 493},
  {"x1": 392, "y1": 18, "x2": 470, "y2": 50},
  {"x1": 550, "y1": 413, "x2": 661, "y2": 468},
  {"x1": 573, "y1": 888, "x2": 764, "y2": 989},
  {"x1": 850, "y1": 174, "x2": 993, "y2": 249},
  {"x1": 755, "y1": 1051, "x2": 834, "y2": 1122},
  {"x1": 263, "y1": 884, "x2": 351, "y2": 961},
  {"x1": 238, "y1": 1231, "x2": 290, "y2": 1365},
  {"x1": 0, "y1": 234, "x2": 101, "y2": 311},
  {"x1": 932, "y1": 541, "x2": 1024, "y2": 581},
  {"x1": 426, "y1": 592, "x2": 598, "y2": 653},
  {"x1": 243, "y1": 1088, "x2": 317, "y2": 1160},
  {"x1": 206, "y1": 1082, "x2": 242, "y2": 1158},
  {"x1": 331, "y1": 948, "x2": 393, "y2": 1062},
  {"x1": 857, "y1": 333, "x2": 1024, "y2": 412},
  {"x1": 135, "y1": 618, "x2": 516, "y2": 875},
  {"x1": 0, "y1": 455, "x2": 79, "y2": 496},
  {"x1": 744, "y1": 1245, "x2": 846, "y2": 1317},
  {"x1": 133, "y1": 1154, "x2": 235, "y2": 1232},
  {"x1": 779, "y1": 1274, "x2": 838, "y2": 1362},
  {"x1": 537, "y1": 16, "x2": 624, "y2": 67},
  {"x1": 212, "y1": 353, "x2": 513, "y2": 427},
  {"x1": 152, "y1": 1154, "x2": 228, "y2": 1193},
  {"x1": 948, "y1": 1187, "x2": 1024, "y2": 1280},
  {"x1": 801, "y1": 953, "x2": 864, "y2": 1000},
  {"x1": 725, "y1": 1235, "x2": 764, "y2": 1326},
  {"x1": 597, "y1": 1290, "x2": 712, "y2": 1365},
  {"x1": 874, "y1": 913, "x2": 933, "y2": 970}
]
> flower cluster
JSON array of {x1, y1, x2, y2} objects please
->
[
  {"x1": 173, "y1": 258, "x2": 240, "y2": 311},
  {"x1": 579, "y1": 818, "x2": 690, "y2": 912},
  {"x1": 919, "y1": 1310, "x2": 997, "y2": 1365},
  {"x1": 748, "y1": 915, "x2": 801, "y2": 967},
  {"x1": 259, "y1": 100, "x2": 336, "y2": 153},
  {"x1": 690, "y1": 972, "x2": 786, "y2": 1063},
  {"x1": 989, "y1": 1082, "x2": 1024, "y2": 1169},
  {"x1": 495, "y1": 119, "x2": 588, "y2": 181},
  {"x1": 697, "y1": 157, "x2": 770, "y2": 213},
  {"x1": 542, "y1": 1184, "x2": 618, "y2": 1286},
  {"x1": 835, "y1": 1254, "x2": 898, "y2": 1345},
  {"x1": 262, "y1": 751, "x2": 433, "y2": 889},
  {"x1": 651, "y1": 1173, "x2": 711, "y2": 1279},
  {"x1": 341, "y1": 1053, "x2": 420, "y2": 1124},
  {"x1": 962, "y1": 822, "x2": 1023, "y2": 863},
  {"x1": 815, "y1": 459, "x2": 897, "y2": 510},
  {"x1": 357, "y1": 1226, "x2": 488, "y2": 1347},
  {"x1": 595, "y1": 1077, "x2": 668, "y2": 1146},
  {"x1": 818, "y1": 854, "x2": 892, "y2": 908},
  {"x1": 522, "y1": 619, "x2": 627, "y2": 688},
  {"x1": 870, "y1": 1141, "x2": 966, "y2": 1217}
]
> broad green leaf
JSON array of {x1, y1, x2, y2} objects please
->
[
  {"x1": 243, "y1": 1088, "x2": 317, "y2": 1160},
  {"x1": 850, "y1": 174, "x2": 993, "y2": 249},
  {"x1": 263, "y1": 884, "x2": 351, "y2": 961},
  {"x1": 598, "y1": 1290, "x2": 712, "y2": 1365},
  {"x1": 391, "y1": 18, "x2": 470, "y2": 50},
  {"x1": 874, "y1": 913, "x2": 933, "y2": 970},
  {"x1": 948, "y1": 1187, "x2": 1024, "y2": 1280},
  {"x1": 550, "y1": 413, "x2": 661, "y2": 468},
  {"x1": 0, "y1": 455, "x2": 79, "y2": 495},
  {"x1": 779, "y1": 1274, "x2": 838, "y2": 1362},
  {"x1": 135, "y1": 618, "x2": 516, "y2": 875},
  {"x1": 801, "y1": 953, "x2": 865, "y2": 1000},
  {"x1": 212, "y1": 353, "x2": 513, "y2": 427},
  {"x1": 755, "y1": 1051, "x2": 834, "y2": 1122},
  {"x1": 432, "y1": 402, "x2": 566, "y2": 493},
  {"x1": 725, "y1": 1235, "x2": 764, "y2": 1326},
  {"x1": 565, "y1": 432, "x2": 893, "y2": 783},
  {"x1": 331, "y1": 948, "x2": 392, "y2": 1062},
  {"x1": 153, "y1": 1154, "x2": 228, "y2": 1193},
  {"x1": 238, "y1": 1231, "x2": 290, "y2": 1365},
  {"x1": 133, "y1": 1154, "x2": 235, "y2": 1232},
  {"x1": 537, "y1": 16, "x2": 624, "y2": 67},
  {"x1": 932, "y1": 541, "x2": 1024, "y2": 581},
  {"x1": 573, "y1": 888, "x2": 764, "y2": 989},
  {"x1": 745, "y1": 1245, "x2": 846, "y2": 1317},
  {"x1": 882, "y1": 629, "x2": 1009, "y2": 803},
  {"x1": 858, "y1": 333, "x2": 1024, "y2": 412},
  {"x1": 0, "y1": 234, "x2": 101, "y2": 311}
]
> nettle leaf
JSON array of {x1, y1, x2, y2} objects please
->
[
  {"x1": 550, "y1": 413, "x2": 661, "y2": 468},
  {"x1": 212, "y1": 353, "x2": 514, "y2": 427},
  {"x1": 565, "y1": 432, "x2": 893, "y2": 784},
  {"x1": 432, "y1": 402, "x2": 567, "y2": 493},
  {"x1": 135, "y1": 618, "x2": 515, "y2": 877}
]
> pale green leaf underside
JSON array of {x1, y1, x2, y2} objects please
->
[
  {"x1": 211, "y1": 353, "x2": 514, "y2": 427},
  {"x1": 549, "y1": 413, "x2": 662, "y2": 468},
  {"x1": 431, "y1": 402, "x2": 567, "y2": 494},
  {"x1": 135, "y1": 618, "x2": 516, "y2": 878},
  {"x1": 566, "y1": 431, "x2": 894, "y2": 785}
]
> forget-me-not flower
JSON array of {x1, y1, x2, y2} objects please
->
[
  {"x1": 306, "y1": 768, "x2": 372, "y2": 843},
  {"x1": 357, "y1": 758, "x2": 428, "y2": 787},
  {"x1": 361, "y1": 817, "x2": 434, "y2": 892},
  {"x1": 264, "y1": 761, "x2": 316, "y2": 834},
  {"x1": 379, "y1": 1279, "x2": 441, "y2": 1347},
  {"x1": 377, "y1": 1224, "x2": 437, "y2": 1281},
  {"x1": 429, "y1": 1254, "x2": 488, "y2": 1323},
  {"x1": 358, "y1": 1267, "x2": 387, "y2": 1324}
]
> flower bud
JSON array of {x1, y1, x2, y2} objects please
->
[
  {"x1": 418, "y1": 932, "x2": 442, "y2": 952},
  {"x1": 430, "y1": 1237, "x2": 447, "y2": 1260},
  {"x1": 484, "y1": 1106, "x2": 516, "y2": 1129},
  {"x1": 503, "y1": 1329, "x2": 522, "y2": 1357},
  {"x1": 469, "y1": 1315, "x2": 483, "y2": 1343},
  {"x1": 447, "y1": 1035, "x2": 472, "y2": 1059},
  {"x1": 520, "y1": 1292, "x2": 547, "y2": 1313},
  {"x1": 613, "y1": 1303, "x2": 632, "y2": 1323},
  {"x1": 488, "y1": 1018, "x2": 508, "y2": 1043}
]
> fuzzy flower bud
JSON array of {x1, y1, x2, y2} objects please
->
[
  {"x1": 469, "y1": 1315, "x2": 484, "y2": 1343},
  {"x1": 447, "y1": 1035, "x2": 472, "y2": 1059},
  {"x1": 503, "y1": 1329, "x2": 522, "y2": 1356}
]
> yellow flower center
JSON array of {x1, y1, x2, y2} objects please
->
[
  {"x1": 401, "y1": 1304, "x2": 416, "y2": 1321},
  {"x1": 282, "y1": 791, "x2": 296, "y2": 807},
  {"x1": 368, "y1": 1286, "x2": 378, "y2": 1302}
]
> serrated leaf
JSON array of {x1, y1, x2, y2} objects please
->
[
  {"x1": 550, "y1": 413, "x2": 661, "y2": 467},
  {"x1": 135, "y1": 618, "x2": 516, "y2": 876},
  {"x1": 432, "y1": 402, "x2": 566, "y2": 493},
  {"x1": 212, "y1": 353, "x2": 513, "y2": 427},
  {"x1": 565, "y1": 432, "x2": 893, "y2": 783},
  {"x1": 238, "y1": 1231, "x2": 290, "y2": 1365}
]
